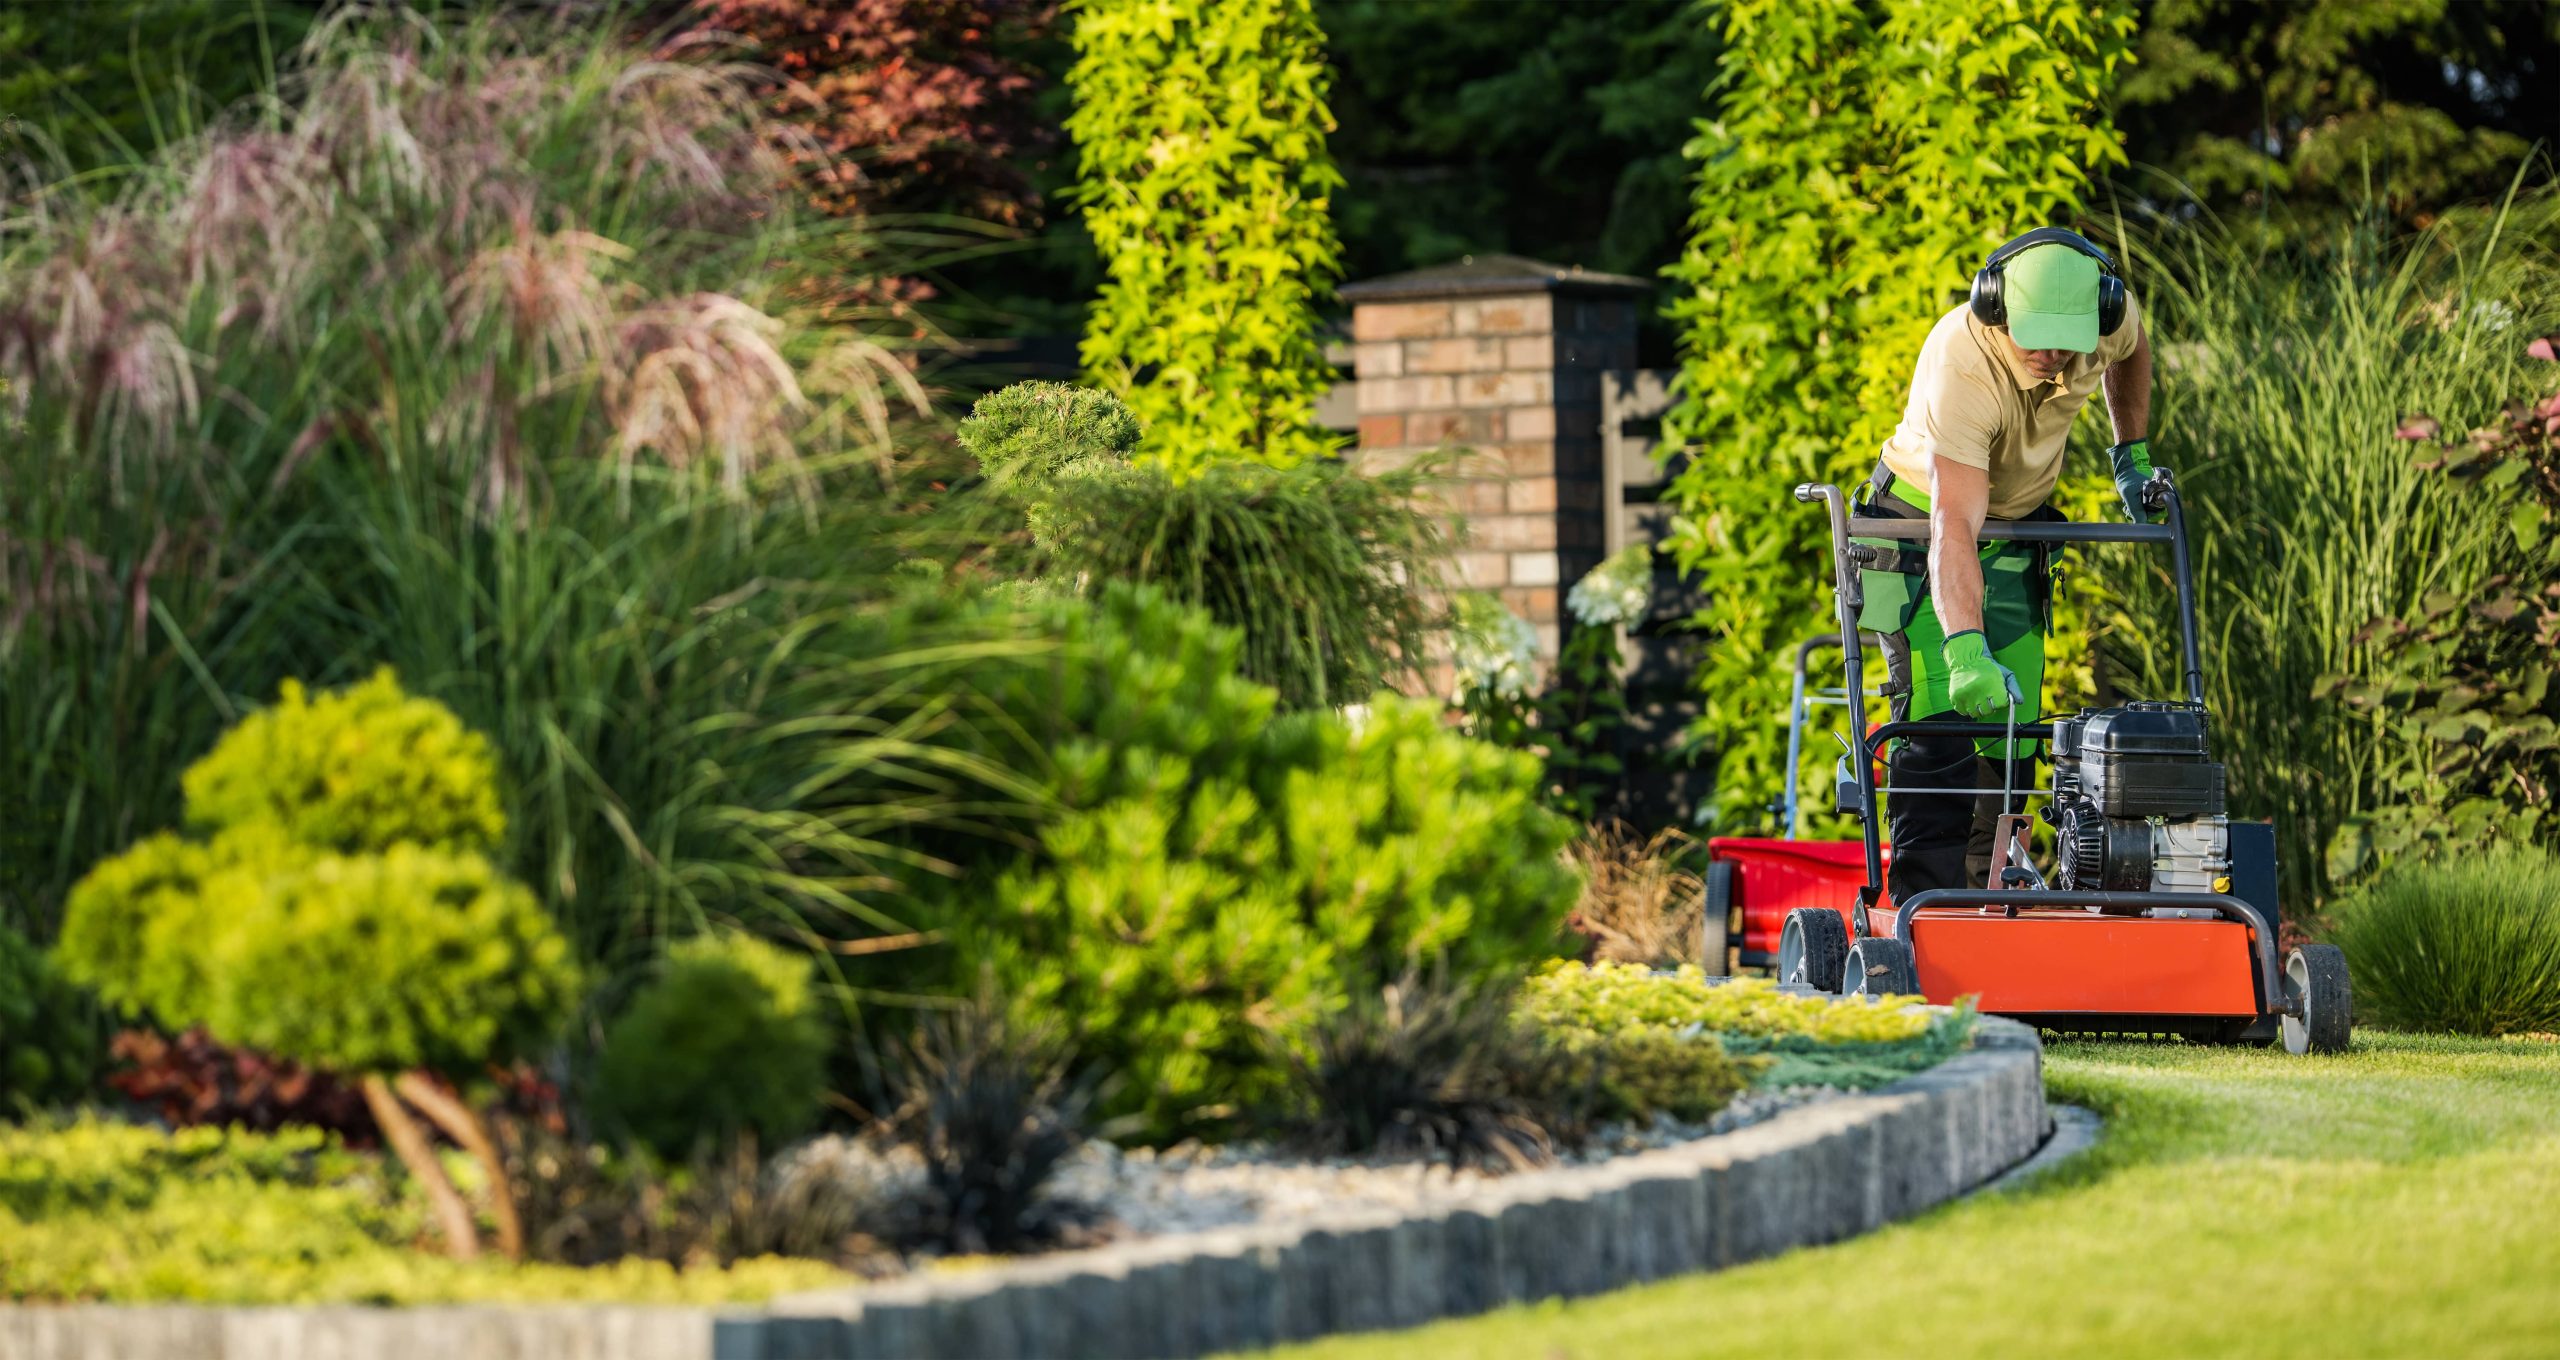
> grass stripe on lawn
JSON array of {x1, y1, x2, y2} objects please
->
[{"x1": 1241, "y1": 1032, "x2": 2560, "y2": 1360}]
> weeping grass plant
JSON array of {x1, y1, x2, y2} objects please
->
[
  {"x1": 2328, "y1": 846, "x2": 2560, "y2": 1037},
  {"x1": 2084, "y1": 191, "x2": 2560, "y2": 905},
  {"x1": 0, "y1": 10, "x2": 1028, "y2": 984}
]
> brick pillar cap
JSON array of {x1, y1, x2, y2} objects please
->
[{"x1": 1340, "y1": 253, "x2": 1651, "y2": 303}]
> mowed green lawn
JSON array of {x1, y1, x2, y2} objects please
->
[{"x1": 1247, "y1": 1033, "x2": 2560, "y2": 1360}]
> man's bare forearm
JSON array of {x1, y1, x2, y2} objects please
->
[
  {"x1": 1926, "y1": 457, "x2": 1991, "y2": 636},
  {"x1": 1929, "y1": 515, "x2": 1985, "y2": 635},
  {"x1": 2103, "y1": 329, "x2": 2152, "y2": 443}
]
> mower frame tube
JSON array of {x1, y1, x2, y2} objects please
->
[
  {"x1": 1799, "y1": 484, "x2": 1885, "y2": 928},
  {"x1": 1797, "y1": 472, "x2": 2214, "y2": 945},
  {"x1": 1892, "y1": 888, "x2": 2288, "y2": 1017}
]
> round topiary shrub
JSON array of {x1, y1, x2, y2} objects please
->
[
  {"x1": 180, "y1": 668, "x2": 506, "y2": 854},
  {"x1": 955, "y1": 380, "x2": 1143, "y2": 489},
  {"x1": 2329, "y1": 846, "x2": 2560, "y2": 1037},
  {"x1": 55, "y1": 822, "x2": 316, "y2": 1028},
  {"x1": 205, "y1": 844, "x2": 581, "y2": 1076},
  {"x1": 595, "y1": 931, "x2": 832, "y2": 1159},
  {"x1": 0, "y1": 925, "x2": 102, "y2": 1110}
]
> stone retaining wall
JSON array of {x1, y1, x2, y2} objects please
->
[{"x1": 0, "y1": 1019, "x2": 2047, "y2": 1360}]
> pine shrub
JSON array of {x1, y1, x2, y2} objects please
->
[
  {"x1": 971, "y1": 694, "x2": 1578, "y2": 1140},
  {"x1": 595, "y1": 933, "x2": 832, "y2": 1159},
  {"x1": 2330, "y1": 847, "x2": 2560, "y2": 1037}
]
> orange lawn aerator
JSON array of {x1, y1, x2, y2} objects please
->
[{"x1": 1735, "y1": 471, "x2": 2351, "y2": 1054}]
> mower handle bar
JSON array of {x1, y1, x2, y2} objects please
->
[
  {"x1": 1794, "y1": 472, "x2": 2213, "y2": 931},
  {"x1": 1892, "y1": 888, "x2": 2289, "y2": 1018}
]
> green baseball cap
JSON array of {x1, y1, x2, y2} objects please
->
[{"x1": 2003, "y1": 243, "x2": 2101, "y2": 353}]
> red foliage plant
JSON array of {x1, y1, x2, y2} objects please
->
[
  {"x1": 668, "y1": 0, "x2": 1053, "y2": 228},
  {"x1": 108, "y1": 1027, "x2": 378, "y2": 1144}
]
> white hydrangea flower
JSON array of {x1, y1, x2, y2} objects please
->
[
  {"x1": 1448, "y1": 594, "x2": 1538, "y2": 702},
  {"x1": 1567, "y1": 544, "x2": 1654, "y2": 628}
]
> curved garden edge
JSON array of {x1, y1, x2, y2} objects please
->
[{"x1": 0, "y1": 1017, "x2": 2049, "y2": 1360}]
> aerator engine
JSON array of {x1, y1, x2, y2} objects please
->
[{"x1": 2045, "y1": 702, "x2": 2229, "y2": 904}]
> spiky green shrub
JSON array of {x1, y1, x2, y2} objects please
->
[
  {"x1": 180, "y1": 669, "x2": 506, "y2": 854},
  {"x1": 1275, "y1": 972, "x2": 1567, "y2": 1169},
  {"x1": 61, "y1": 675, "x2": 577, "y2": 1065},
  {"x1": 957, "y1": 383, "x2": 1453, "y2": 710},
  {"x1": 1067, "y1": 0, "x2": 1345, "y2": 471},
  {"x1": 596, "y1": 933, "x2": 832, "y2": 1159},
  {"x1": 2329, "y1": 847, "x2": 2560, "y2": 1037},
  {"x1": 969, "y1": 694, "x2": 1578, "y2": 1139},
  {"x1": 1659, "y1": 0, "x2": 2133, "y2": 827},
  {"x1": 0, "y1": 925, "x2": 100, "y2": 1111}
]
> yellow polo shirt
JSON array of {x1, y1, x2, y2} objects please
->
[{"x1": 1878, "y1": 297, "x2": 2146, "y2": 519}]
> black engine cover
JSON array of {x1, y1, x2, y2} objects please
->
[{"x1": 2053, "y1": 702, "x2": 2225, "y2": 820}]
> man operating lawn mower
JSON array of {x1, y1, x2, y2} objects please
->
[{"x1": 1856, "y1": 227, "x2": 2153, "y2": 903}]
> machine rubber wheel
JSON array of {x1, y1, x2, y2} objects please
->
[
  {"x1": 2281, "y1": 943, "x2": 2352, "y2": 1055},
  {"x1": 1842, "y1": 935, "x2": 1919, "y2": 997},
  {"x1": 1700, "y1": 861, "x2": 1735, "y2": 974},
  {"x1": 1776, "y1": 908, "x2": 1848, "y2": 993}
]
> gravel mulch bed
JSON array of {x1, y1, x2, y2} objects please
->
[{"x1": 1044, "y1": 1084, "x2": 1847, "y2": 1241}]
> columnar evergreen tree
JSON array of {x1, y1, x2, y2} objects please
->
[
  {"x1": 1660, "y1": 0, "x2": 2134, "y2": 827},
  {"x1": 1066, "y1": 0, "x2": 1346, "y2": 473}
]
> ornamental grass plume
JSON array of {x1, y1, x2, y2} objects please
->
[{"x1": 1, "y1": 9, "x2": 985, "y2": 960}]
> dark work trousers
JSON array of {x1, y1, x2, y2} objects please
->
[{"x1": 1876, "y1": 636, "x2": 2041, "y2": 902}]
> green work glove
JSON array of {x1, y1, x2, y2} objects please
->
[
  {"x1": 1941, "y1": 629, "x2": 2021, "y2": 720},
  {"x1": 2108, "y1": 439, "x2": 2157, "y2": 524}
]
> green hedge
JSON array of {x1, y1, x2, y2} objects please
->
[{"x1": 1659, "y1": 0, "x2": 2133, "y2": 826}]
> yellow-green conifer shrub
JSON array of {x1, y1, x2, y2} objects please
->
[
  {"x1": 1067, "y1": 0, "x2": 1346, "y2": 472},
  {"x1": 594, "y1": 932, "x2": 831, "y2": 1159},
  {"x1": 181, "y1": 668, "x2": 506, "y2": 854},
  {"x1": 56, "y1": 672, "x2": 575, "y2": 1258},
  {"x1": 204, "y1": 845, "x2": 580, "y2": 1079},
  {"x1": 1660, "y1": 0, "x2": 2134, "y2": 826},
  {"x1": 55, "y1": 822, "x2": 316, "y2": 1029}
]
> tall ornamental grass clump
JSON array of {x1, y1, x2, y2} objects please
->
[
  {"x1": 2328, "y1": 847, "x2": 2560, "y2": 1037},
  {"x1": 2086, "y1": 199, "x2": 2560, "y2": 902},
  {"x1": 0, "y1": 11, "x2": 1020, "y2": 966},
  {"x1": 958, "y1": 382, "x2": 1453, "y2": 709}
]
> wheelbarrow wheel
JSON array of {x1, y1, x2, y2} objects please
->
[
  {"x1": 1842, "y1": 936, "x2": 1919, "y2": 997},
  {"x1": 1776, "y1": 908, "x2": 1848, "y2": 993},
  {"x1": 2281, "y1": 943, "x2": 2352, "y2": 1055}
]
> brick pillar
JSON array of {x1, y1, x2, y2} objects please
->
[{"x1": 1340, "y1": 256, "x2": 1647, "y2": 678}]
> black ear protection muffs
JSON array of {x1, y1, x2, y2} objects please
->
[{"x1": 1968, "y1": 227, "x2": 2126, "y2": 338}]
